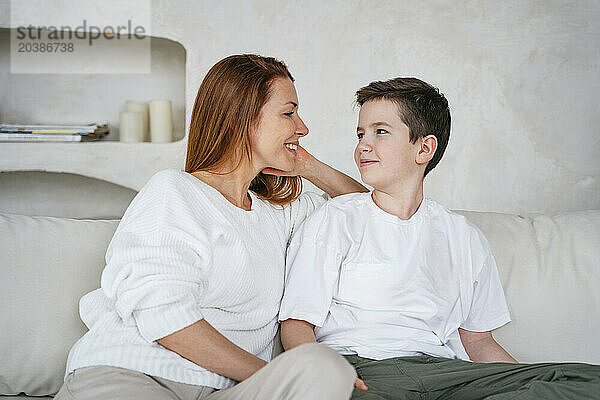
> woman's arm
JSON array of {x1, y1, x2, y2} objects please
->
[
  {"x1": 458, "y1": 328, "x2": 518, "y2": 363},
  {"x1": 302, "y1": 156, "x2": 368, "y2": 197},
  {"x1": 262, "y1": 145, "x2": 369, "y2": 197},
  {"x1": 157, "y1": 319, "x2": 267, "y2": 382},
  {"x1": 280, "y1": 319, "x2": 317, "y2": 350}
]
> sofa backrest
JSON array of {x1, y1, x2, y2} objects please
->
[
  {"x1": 457, "y1": 210, "x2": 600, "y2": 364},
  {"x1": 1, "y1": 209, "x2": 599, "y2": 396},
  {"x1": 0, "y1": 213, "x2": 119, "y2": 396}
]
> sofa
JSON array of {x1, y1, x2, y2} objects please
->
[{"x1": 1, "y1": 208, "x2": 599, "y2": 399}]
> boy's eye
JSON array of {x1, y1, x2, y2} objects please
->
[
  {"x1": 376, "y1": 129, "x2": 389, "y2": 134},
  {"x1": 357, "y1": 132, "x2": 364, "y2": 140}
]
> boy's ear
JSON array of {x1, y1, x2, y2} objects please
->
[{"x1": 416, "y1": 134, "x2": 438, "y2": 165}]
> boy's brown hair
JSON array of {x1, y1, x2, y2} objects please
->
[{"x1": 356, "y1": 77, "x2": 451, "y2": 177}]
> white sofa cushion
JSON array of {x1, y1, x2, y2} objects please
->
[
  {"x1": 1, "y1": 209, "x2": 599, "y2": 397},
  {"x1": 0, "y1": 213, "x2": 118, "y2": 397},
  {"x1": 457, "y1": 210, "x2": 600, "y2": 364}
]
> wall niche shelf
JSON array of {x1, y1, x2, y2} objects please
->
[{"x1": 0, "y1": 27, "x2": 188, "y2": 191}]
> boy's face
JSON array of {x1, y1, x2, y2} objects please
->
[{"x1": 354, "y1": 99, "x2": 423, "y2": 189}]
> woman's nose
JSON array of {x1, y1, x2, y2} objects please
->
[{"x1": 296, "y1": 116, "x2": 309, "y2": 137}]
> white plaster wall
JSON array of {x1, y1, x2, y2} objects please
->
[
  {"x1": 0, "y1": 171, "x2": 136, "y2": 218},
  {"x1": 1, "y1": 0, "x2": 599, "y2": 215}
]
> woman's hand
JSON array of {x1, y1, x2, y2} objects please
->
[
  {"x1": 156, "y1": 319, "x2": 267, "y2": 382},
  {"x1": 354, "y1": 377, "x2": 368, "y2": 391},
  {"x1": 261, "y1": 144, "x2": 315, "y2": 178},
  {"x1": 350, "y1": 376, "x2": 368, "y2": 398},
  {"x1": 262, "y1": 143, "x2": 368, "y2": 198}
]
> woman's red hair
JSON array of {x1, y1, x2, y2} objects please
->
[{"x1": 185, "y1": 54, "x2": 302, "y2": 205}]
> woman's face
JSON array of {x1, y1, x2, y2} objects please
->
[{"x1": 250, "y1": 77, "x2": 309, "y2": 171}]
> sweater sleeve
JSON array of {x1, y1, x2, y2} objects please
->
[{"x1": 100, "y1": 227, "x2": 211, "y2": 343}]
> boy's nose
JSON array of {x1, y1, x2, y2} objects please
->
[{"x1": 358, "y1": 142, "x2": 372, "y2": 152}]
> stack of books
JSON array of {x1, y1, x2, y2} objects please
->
[{"x1": 0, "y1": 123, "x2": 109, "y2": 142}]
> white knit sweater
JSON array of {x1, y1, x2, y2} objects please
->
[{"x1": 65, "y1": 169, "x2": 327, "y2": 389}]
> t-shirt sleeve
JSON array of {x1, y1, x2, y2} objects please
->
[
  {"x1": 460, "y1": 233, "x2": 511, "y2": 332},
  {"x1": 284, "y1": 191, "x2": 330, "y2": 244},
  {"x1": 278, "y1": 204, "x2": 345, "y2": 327}
]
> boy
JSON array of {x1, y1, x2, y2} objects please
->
[{"x1": 278, "y1": 78, "x2": 600, "y2": 399}]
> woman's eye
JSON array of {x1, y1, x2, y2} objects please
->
[
  {"x1": 284, "y1": 111, "x2": 294, "y2": 117},
  {"x1": 376, "y1": 129, "x2": 388, "y2": 134}
]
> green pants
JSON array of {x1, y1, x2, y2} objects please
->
[{"x1": 344, "y1": 354, "x2": 600, "y2": 400}]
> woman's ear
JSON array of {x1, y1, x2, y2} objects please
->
[{"x1": 416, "y1": 134, "x2": 438, "y2": 165}]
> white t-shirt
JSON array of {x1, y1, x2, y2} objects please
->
[
  {"x1": 65, "y1": 169, "x2": 327, "y2": 389},
  {"x1": 279, "y1": 192, "x2": 511, "y2": 361}
]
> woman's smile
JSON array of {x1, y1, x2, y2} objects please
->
[{"x1": 285, "y1": 142, "x2": 298, "y2": 156}]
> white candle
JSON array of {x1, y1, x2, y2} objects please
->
[
  {"x1": 149, "y1": 100, "x2": 173, "y2": 143},
  {"x1": 119, "y1": 112, "x2": 144, "y2": 142},
  {"x1": 124, "y1": 100, "x2": 149, "y2": 142}
]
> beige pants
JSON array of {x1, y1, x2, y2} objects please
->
[{"x1": 55, "y1": 343, "x2": 355, "y2": 400}]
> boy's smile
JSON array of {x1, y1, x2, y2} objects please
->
[{"x1": 359, "y1": 158, "x2": 379, "y2": 167}]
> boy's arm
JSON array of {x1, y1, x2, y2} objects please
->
[
  {"x1": 460, "y1": 226, "x2": 513, "y2": 363},
  {"x1": 281, "y1": 318, "x2": 369, "y2": 392},
  {"x1": 458, "y1": 328, "x2": 518, "y2": 363},
  {"x1": 281, "y1": 319, "x2": 316, "y2": 350},
  {"x1": 279, "y1": 204, "x2": 350, "y2": 343}
]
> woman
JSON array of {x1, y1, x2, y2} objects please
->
[{"x1": 55, "y1": 54, "x2": 367, "y2": 400}]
